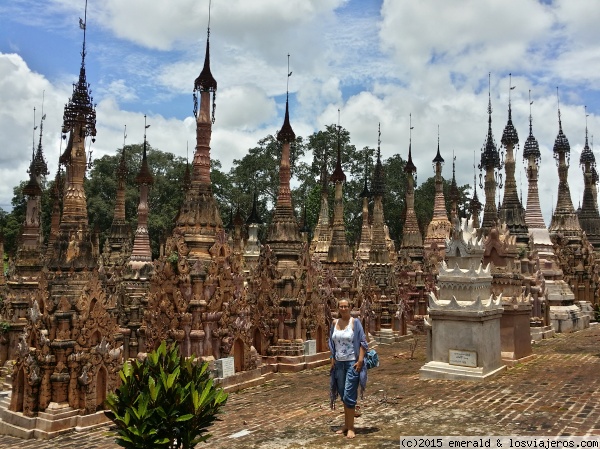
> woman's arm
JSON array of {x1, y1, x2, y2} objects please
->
[
  {"x1": 329, "y1": 319, "x2": 337, "y2": 368},
  {"x1": 353, "y1": 318, "x2": 367, "y2": 371},
  {"x1": 353, "y1": 344, "x2": 366, "y2": 372}
]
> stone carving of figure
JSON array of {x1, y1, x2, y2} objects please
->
[{"x1": 66, "y1": 233, "x2": 79, "y2": 262}]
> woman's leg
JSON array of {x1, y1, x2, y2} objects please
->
[
  {"x1": 342, "y1": 362, "x2": 360, "y2": 438},
  {"x1": 334, "y1": 361, "x2": 349, "y2": 434},
  {"x1": 344, "y1": 405, "x2": 355, "y2": 438}
]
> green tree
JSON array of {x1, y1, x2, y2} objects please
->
[
  {"x1": 382, "y1": 153, "x2": 409, "y2": 246},
  {"x1": 0, "y1": 178, "x2": 54, "y2": 258},
  {"x1": 302, "y1": 125, "x2": 373, "y2": 248},
  {"x1": 105, "y1": 341, "x2": 228, "y2": 449},
  {"x1": 218, "y1": 134, "x2": 306, "y2": 236},
  {"x1": 86, "y1": 144, "x2": 188, "y2": 258}
]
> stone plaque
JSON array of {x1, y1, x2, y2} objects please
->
[
  {"x1": 304, "y1": 340, "x2": 316, "y2": 356},
  {"x1": 215, "y1": 357, "x2": 235, "y2": 378},
  {"x1": 449, "y1": 349, "x2": 477, "y2": 367}
]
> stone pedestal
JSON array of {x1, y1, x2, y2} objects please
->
[
  {"x1": 372, "y1": 328, "x2": 395, "y2": 344},
  {"x1": 303, "y1": 339, "x2": 316, "y2": 356},
  {"x1": 215, "y1": 357, "x2": 235, "y2": 379},
  {"x1": 500, "y1": 302, "x2": 534, "y2": 366},
  {"x1": 549, "y1": 303, "x2": 589, "y2": 333},
  {"x1": 420, "y1": 296, "x2": 506, "y2": 381},
  {"x1": 575, "y1": 301, "x2": 595, "y2": 321},
  {"x1": 530, "y1": 324, "x2": 555, "y2": 342},
  {"x1": 0, "y1": 393, "x2": 109, "y2": 439},
  {"x1": 530, "y1": 229, "x2": 589, "y2": 333}
]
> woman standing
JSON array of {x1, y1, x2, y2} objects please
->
[{"x1": 329, "y1": 299, "x2": 368, "y2": 439}]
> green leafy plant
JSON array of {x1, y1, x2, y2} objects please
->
[
  {"x1": 105, "y1": 341, "x2": 228, "y2": 449},
  {"x1": 167, "y1": 251, "x2": 179, "y2": 268},
  {"x1": 0, "y1": 321, "x2": 10, "y2": 335}
]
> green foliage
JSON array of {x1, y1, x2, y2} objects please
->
[
  {"x1": 86, "y1": 144, "x2": 187, "y2": 258},
  {"x1": 1, "y1": 181, "x2": 27, "y2": 257},
  {"x1": 382, "y1": 153, "x2": 408, "y2": 245},
  {"x1": 0, "y1": 126, "x2": 472, "y2": 259},
  {"x1": 0, "y1": 179, "x2": 53, "y2": 257},
  {"x1": 105, "y1": 341, "x2": 228, "y2": 449},
  {"x1": 218, "y1": 134, "x2": 306, "y2": 234}
]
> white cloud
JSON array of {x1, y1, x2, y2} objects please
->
[
  {"x1": 93, "y1": 0, "x2": 344, "y2": 51},
  {"x1": 217, "y1": 85, "x2": 277, "y2": 130},
  {"x1": 380, "y1": 0, "x2": 553, "y2": 79},
  {"x1": 97, "y1": 79, "x2": 138, "y2": 103},
  {"x1": 0, "y1": 53, "x2": 69, "y2": 210},
  {"x1": 2, "y1": 0, "x2": 600, "y2": 231}
]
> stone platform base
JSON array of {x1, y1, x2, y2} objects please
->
[
  {"x1": 550, "y1": 305, "x2": 589, "y2": 333},
  {"x1": 575, "y1": 301, "x2": 596, "y2": 321},
  {"x1": 373, "y1": 328, "x2": 405, "y2": 344},
  {"x1": 501, "y1": 353, "x2": 536, "y2": 367},
  {"x1": 215, "y1": 351, "x2": 331, "y2": 392},
  {"x1": 530, "y1": 325, "x2": 555, "y2": 342},
  {"x1": 0, "y1": 394, "x2": 109, "y2": 440},
  {"x1": 420, "y1": 361, "x2": 506, "y2": 381},
  {"x1": 263, "y1": 351, "x2": 330, "y2": 373},
  {"x1": 216, "y1": 367, "x2": 276, "y2": 393}
]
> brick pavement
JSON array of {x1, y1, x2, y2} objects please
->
[{"x1": 0, "y1": 324, "x2": 598, "y2": 448}]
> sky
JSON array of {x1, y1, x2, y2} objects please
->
[{"x1": 1, "y1": 0, "x2": 600, "y2": 226}]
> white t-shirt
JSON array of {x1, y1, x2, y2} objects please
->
[{"x1": 332, "y1": 318, "x2": 355, "y2": 361}]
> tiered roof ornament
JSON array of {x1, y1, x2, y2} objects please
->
[
  {"x1": 13, "y1": 104, "x2": 49, "y2": 278},
  {"x1": 104, "y1": 125, "x2": 131, "y2": 266},
  {"x1": 193, "y1": 11, "x2": 217, "y2": 124},
  {"x1": 424, "y1": 127, "x2": 452, "y2": 266},
  {"x1": 327, "y1": 114, "x2": 352, "y2": 265},
  {"x1": 173, "y1": 12, "x2": 223, "y2": 262},
  {"x1": 400, "y1": 114, "x2": 423, "y2": 262},
  {"x1": 31, "y1": 104, "x2": 50, "y2": 180},
  {"x1": 371, "y1": 124, "x2": 385, "y2": 198},
  {"x1": 299, "y1": 202, "x2": 311, "y2": 240},
  {"x1": 449, "y1": 151, "x2": 459, "y2": 220},
  {"x1": 478, "y1": 74, "x2": 503, "y2": 236},
  {"x1": 246, "y1": 191, "x2": 262, "y2": 225},
  {"x1": 500, "y1": 75, "x2": 519, "y2": 147},
  {"x1": 577, "y1": 107, "x2": 600, "y2": 250},
  {"x1": 129, "y1": 116, "x2": 154, "y2": 273},
  {"x1": 522, "y1": 90, "x2": 546, "y2": 230},
  {"x1": 50, "y1": 0, "x2": 97, "y2": 268},
  {"x1": 330, "y1": 118, "x2": 346, "y2": 184},
  {"x1": 591, "y1": 135, "x2": 599, "y2": 205},
  {"x1": 24, "y1": 108, "x2": 48, "y2": 198},
  {"x1": 136, "y1": 118, "x2": 154, "y2": 186},
  {"x1": 266, "y1": 54, "x2": 302, "y2": 268},
  {"x1": 311, "y1": 144, "x2": 331, "y2": 261},
  {"x1": 579, "y1": 112, "x2": 596, "y2": 168},
  {"x1": 356, "y1": 147, "x2": 372, "y2": 262},
  {"x1": 470, "y1": 152, "x2": 482, "y2": 229},
  {"x1": 244, "y1": 190, "x2": 262, "y2": 269},
  {"x1": 360, "y1": 148, "x2": 370, "y2": 199},
  {"x1": 61, "y1": 2, "x2": 96, "y2": 145},
  {"x1": 369, "y1": 123, "x2": 389, "y2": 265},
  {"x1": 499, "y1": 74, "x2": 528, "y2": 245},
  {"x1": 277, "y1": 97, "x2": 296, "y2": 144},
  {"x1": 549, "y1": 88, "x2": 582, "y2": 243}
]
